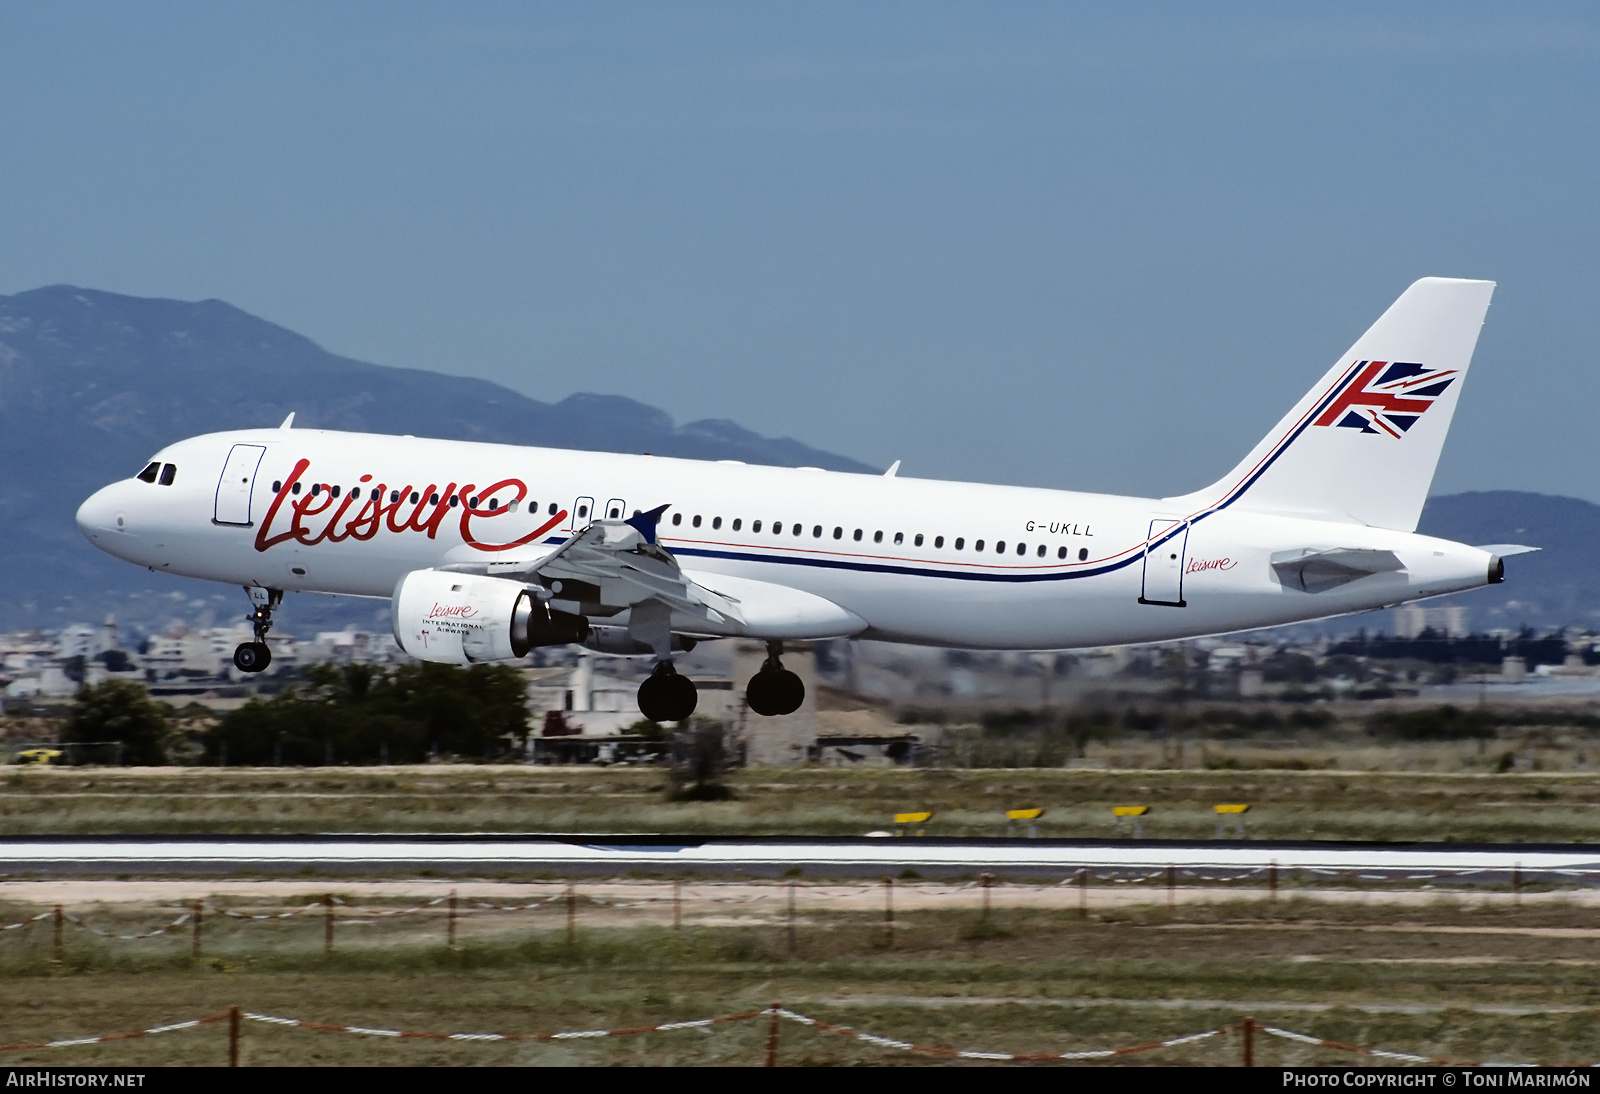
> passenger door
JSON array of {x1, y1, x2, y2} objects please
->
[
  {"x1": 1139, "y1": 519, "x2": 1189, "y2": 607},
  {"x1": 214, "y1": 444, "x2": 267, "y2": 526}
]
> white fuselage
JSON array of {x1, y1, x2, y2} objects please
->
[{"x1": 76, "y1": 427, "x2": 1497, "y2": 650}]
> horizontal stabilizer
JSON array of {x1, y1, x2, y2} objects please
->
[
  {"x1": 1271, "y1": 547, "x2": 1405, "y2": 594},
  {"x1": 1475, "y1": 543, "x2": 1540, "y2": 557}
]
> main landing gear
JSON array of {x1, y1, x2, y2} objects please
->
[
  {"x1": 233, "y1": 586, "x2": 281, "y2": 674},
  {"x1": 746, "y1": 642, "x2": 804, "y2": 717},
  {"x1": 637, "y1": 661, "x2": 698, "y2": 723}
]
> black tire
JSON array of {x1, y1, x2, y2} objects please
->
[
  {"x1": 638, "y1": 670, "x2": 697, "y2": 723},
  {"x1": 233, "y1": 642, "x2": 271, "y2": 673},
  {"x1": 746, "y1": 669, "x2": 804, "y2": 717}
]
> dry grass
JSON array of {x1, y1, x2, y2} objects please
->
[
  {"x1": 4, "y1": 763, "x2": 1600, "y2": 842},
  {"x1": 3, "y1": 890, "x2": 1600, "y2": 1065}
]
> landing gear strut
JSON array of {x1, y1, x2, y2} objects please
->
[
  {"x1": 233, "y1": 586, "x2": 282, "y2": 673},
  {"x1": 637, "y1": 661, "x2": 698, "y2": 723},
  {"x1": 745, "y1": 642, "x2": 804, "y2": 717}
]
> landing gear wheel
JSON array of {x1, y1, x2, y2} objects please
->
[
  {"x1": 238, "y1": 586, "x2": 282, "y2": 676},
  {"x1": 637, "y1": 663, "x2": 697, "y2": 723},
  {"x1": 233, "y1": 641, "x2": 272, "y2": 673},
  {"x1": 746, "y1": 668, "x2": 804, "y2": 717}
]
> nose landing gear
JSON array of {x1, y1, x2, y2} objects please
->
[
  {"x1": 745, "y1": 642, "x2": 804, "y2": 717},
  {"x1": 233, "y1": 586, "x2": 282, "y2": 673}
]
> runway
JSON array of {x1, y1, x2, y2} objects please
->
[{"x1": 4, "y1": 835, "x2": 1600, "y2": 881}]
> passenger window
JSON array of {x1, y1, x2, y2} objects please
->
[
  {"x1": 1079, "y1": 548, "x2": 1089, "y2": 561},
  {"x1": 390, "y1": 490, "x2": 399, "y2": 503},
  {"x1": 575, "y1": 503, "x2": 586, "y2": 517},
  {"x1": 975, "y1": 539, "x2": 984, "y2": 551},
  {"x1": 934, "y1": 536, "x2": 944, "y2": 548},
  {"x1": 411, "y1": 492, "x2": 420, "y2": 504},
  {"x1": 914, "y1": 534, "x2": 924, "y2": 547},
  {"x1": 469, "y1": 496, "x2": 479, "y2": 508},
  {"x1": 894, "y1": 532, "x2": 904, "y2": 546},
  {"x1": 774, "y1": 522, "x2": 784, "y2": 535},
  {"x1": 136, "y1": 462, "x2": 160, "y2": 483},
  {"x1": 548, "y1": 503, "x2": 558, "y2": 516},
  {"x1": 794, "y1": 524, "x2": 804, "y2": 536},
  {"x1": 713, "y1": 517, "x2": 722, "y2": 530},
  {"x1": 311, "y1": 484, "x2": 321, "y2": 497},
  {"x1": 672, "y1": 513, "x2": 682, "y2": 525},
  {"x1": 752, "y1": 520, "x2": 762, "y2": 533},
  {"x1": 449, "y1": 495, "x2": 459, "y2": 508},
  {"x1": 489, "y1": 499, "x2": 499, "y2": 511},
  {"x1": 293, "y1": 483, "x2": 302, "y2": 495},
  {"x1": 996, "y1": 541, "x2": 1005, "y2": 553},
  {"x1": 853, "y1": 529, "x2": 862, "y2": 541},
  {"x1": 954, "y1": 538, "x2": 964, "y2": 550},
  {"x1": 272, "y1": 481, "x2": 283, "y2": 493},
  {"x1": 1058, "y1": 546, "x2": 1067, "y2": 560},
  {"x1": 159, "y1": 464, "x2": 177, "y2": 486},
  {"x1": 693, "y1": 515, "x2": 702, "y2": 528},
  {"x1": 732, "y1": 518, "x2": 742, "y2": 531},
  {"x1": 333, "y1": 485, "x2": 343, "y2": 498},
  {"x1": 833, "y1": 527, "x2": 842, "y2": 539},
  {"x1": 1017, "y1": 543, "x2": 1026, "y2": 556},
  {"x1": 812, "y1": 525, "x2": 822, "y2": 538},
  {"x1": 1036, "y1": 544, "x2": 1045, "y2": 557},
  {"x1": 874, "y1": 531, "x2": 883, "y2": 544}
]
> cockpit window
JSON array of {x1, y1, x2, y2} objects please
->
[
  {"x1": 136, "y1": 462, "x2": 160, "y2": 483},
  {"x1": 158, "y1": 464, "x2": 177, "y2": 486}
]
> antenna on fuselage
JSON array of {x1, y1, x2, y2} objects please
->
[
  {"x1": 883, "y1": 460, "x2": 901, "y2": 478},
  {"x1": 279, "y1": 412, "x2": 295, "y2": 430}
]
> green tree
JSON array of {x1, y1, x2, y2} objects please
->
[
  {"x1": 63, "y1": 680, "x2": 173, "y2": 765},
  {"x1": 205, "y1": 661, "x2": 531, "y2": 765}
]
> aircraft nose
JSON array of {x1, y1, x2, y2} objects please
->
[{"x1": 76, "y1": 484, "x2": 125, "y2": 543}]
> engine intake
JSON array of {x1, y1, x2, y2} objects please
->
[{"x1": 392, "y1": 570, "x2": 589, "y2": 665}]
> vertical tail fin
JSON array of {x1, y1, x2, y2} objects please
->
[{"x1": 1166, "y1": 277, "x2": 1495, "y2": 532}]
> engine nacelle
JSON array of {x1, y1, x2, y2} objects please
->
[{"x1": 392, "y1": 570, "x2": 589, "y2": 665}]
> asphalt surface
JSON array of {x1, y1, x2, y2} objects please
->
[{"x1": 2, "y1": 835, "x2": 1598, "y2": 881}]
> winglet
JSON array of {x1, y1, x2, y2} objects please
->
[
  {"x1": 279, "y1": 412, "x2": 296, "y2": 430},
  {"x1": 625, "y1": 504, "x2": 671, "y2": 545},
  {"x1": 884, "y1": 460, "x2": 901, "y2": 478}
]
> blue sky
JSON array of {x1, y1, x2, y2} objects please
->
[{"x1": 3, "y1": 3, "x2": 1597, "y2": 500}]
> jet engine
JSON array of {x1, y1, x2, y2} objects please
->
[{"x1": 392, "y1": 569, "x2": 588, "y2": 665}]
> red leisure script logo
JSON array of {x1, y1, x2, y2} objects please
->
[{"x1": 255, "y1": 458, "x2": 566, "y2": 554}]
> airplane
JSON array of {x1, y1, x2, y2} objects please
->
[{"x1": 76, "y1": 277, "x2": 1529, "y2": 724}]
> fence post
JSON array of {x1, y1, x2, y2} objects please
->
[
  {"x1": 229, "y1": 1004, "x2": 241, "y2": 1067},
  {"x1": 53, "y1": 904, "x2": 63, "y2": 961},
  {"x1": 673, "y1": 879, "x2": 682, "y2": 932},
  {"x1": 1242, "y1": 1015, "x2": 1254, "y2": 1067},
  {"x1": 448, "y1": 889, "x2": 457, "y2": 950},
  {"x1": 787, "y1": 880, "x2": 797, "y2": 955},
  {"x1": 192, "y1": 901, "x2": 203, "y2": 959},
  {"x1": 566, "y1": 883, "x2": 576, "y2": 946},
  {"x1": 882, "y1": 875, "x2": 894, "y2": 948},
  {"x1": 981, "y1": 872, "x2": 992, "y2": 922},
  {"x1": 1077, "y1": 868, "x2": 1087, "y2": 920},
  {"x1": 765, "y1": 1002, "x2": 781, "y2": 1066},
  {"x1": 323, "y1": 893, "x2": 334, "y2": 955}
]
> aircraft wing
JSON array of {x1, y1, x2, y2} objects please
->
[
  {"x1": 442, "y1": 505, "x2": 865, "y2": 640},
  {"x1": 1270, "y1": 547, "x2": 1406, "y2": 594}
]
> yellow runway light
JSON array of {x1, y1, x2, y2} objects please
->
[
  {"x1": 1214, "y1": 804, "x2": 1250, "y2": 814},
  {"x1": 1006, "y1": 808, "x2": 1045, "y2": 821},
  {"x1": 894, "y1": 812, "x2": 933, "y2": 825},
  {"x1": 1112, "y1": 805, "x2": 1150, "y2": 817}
]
